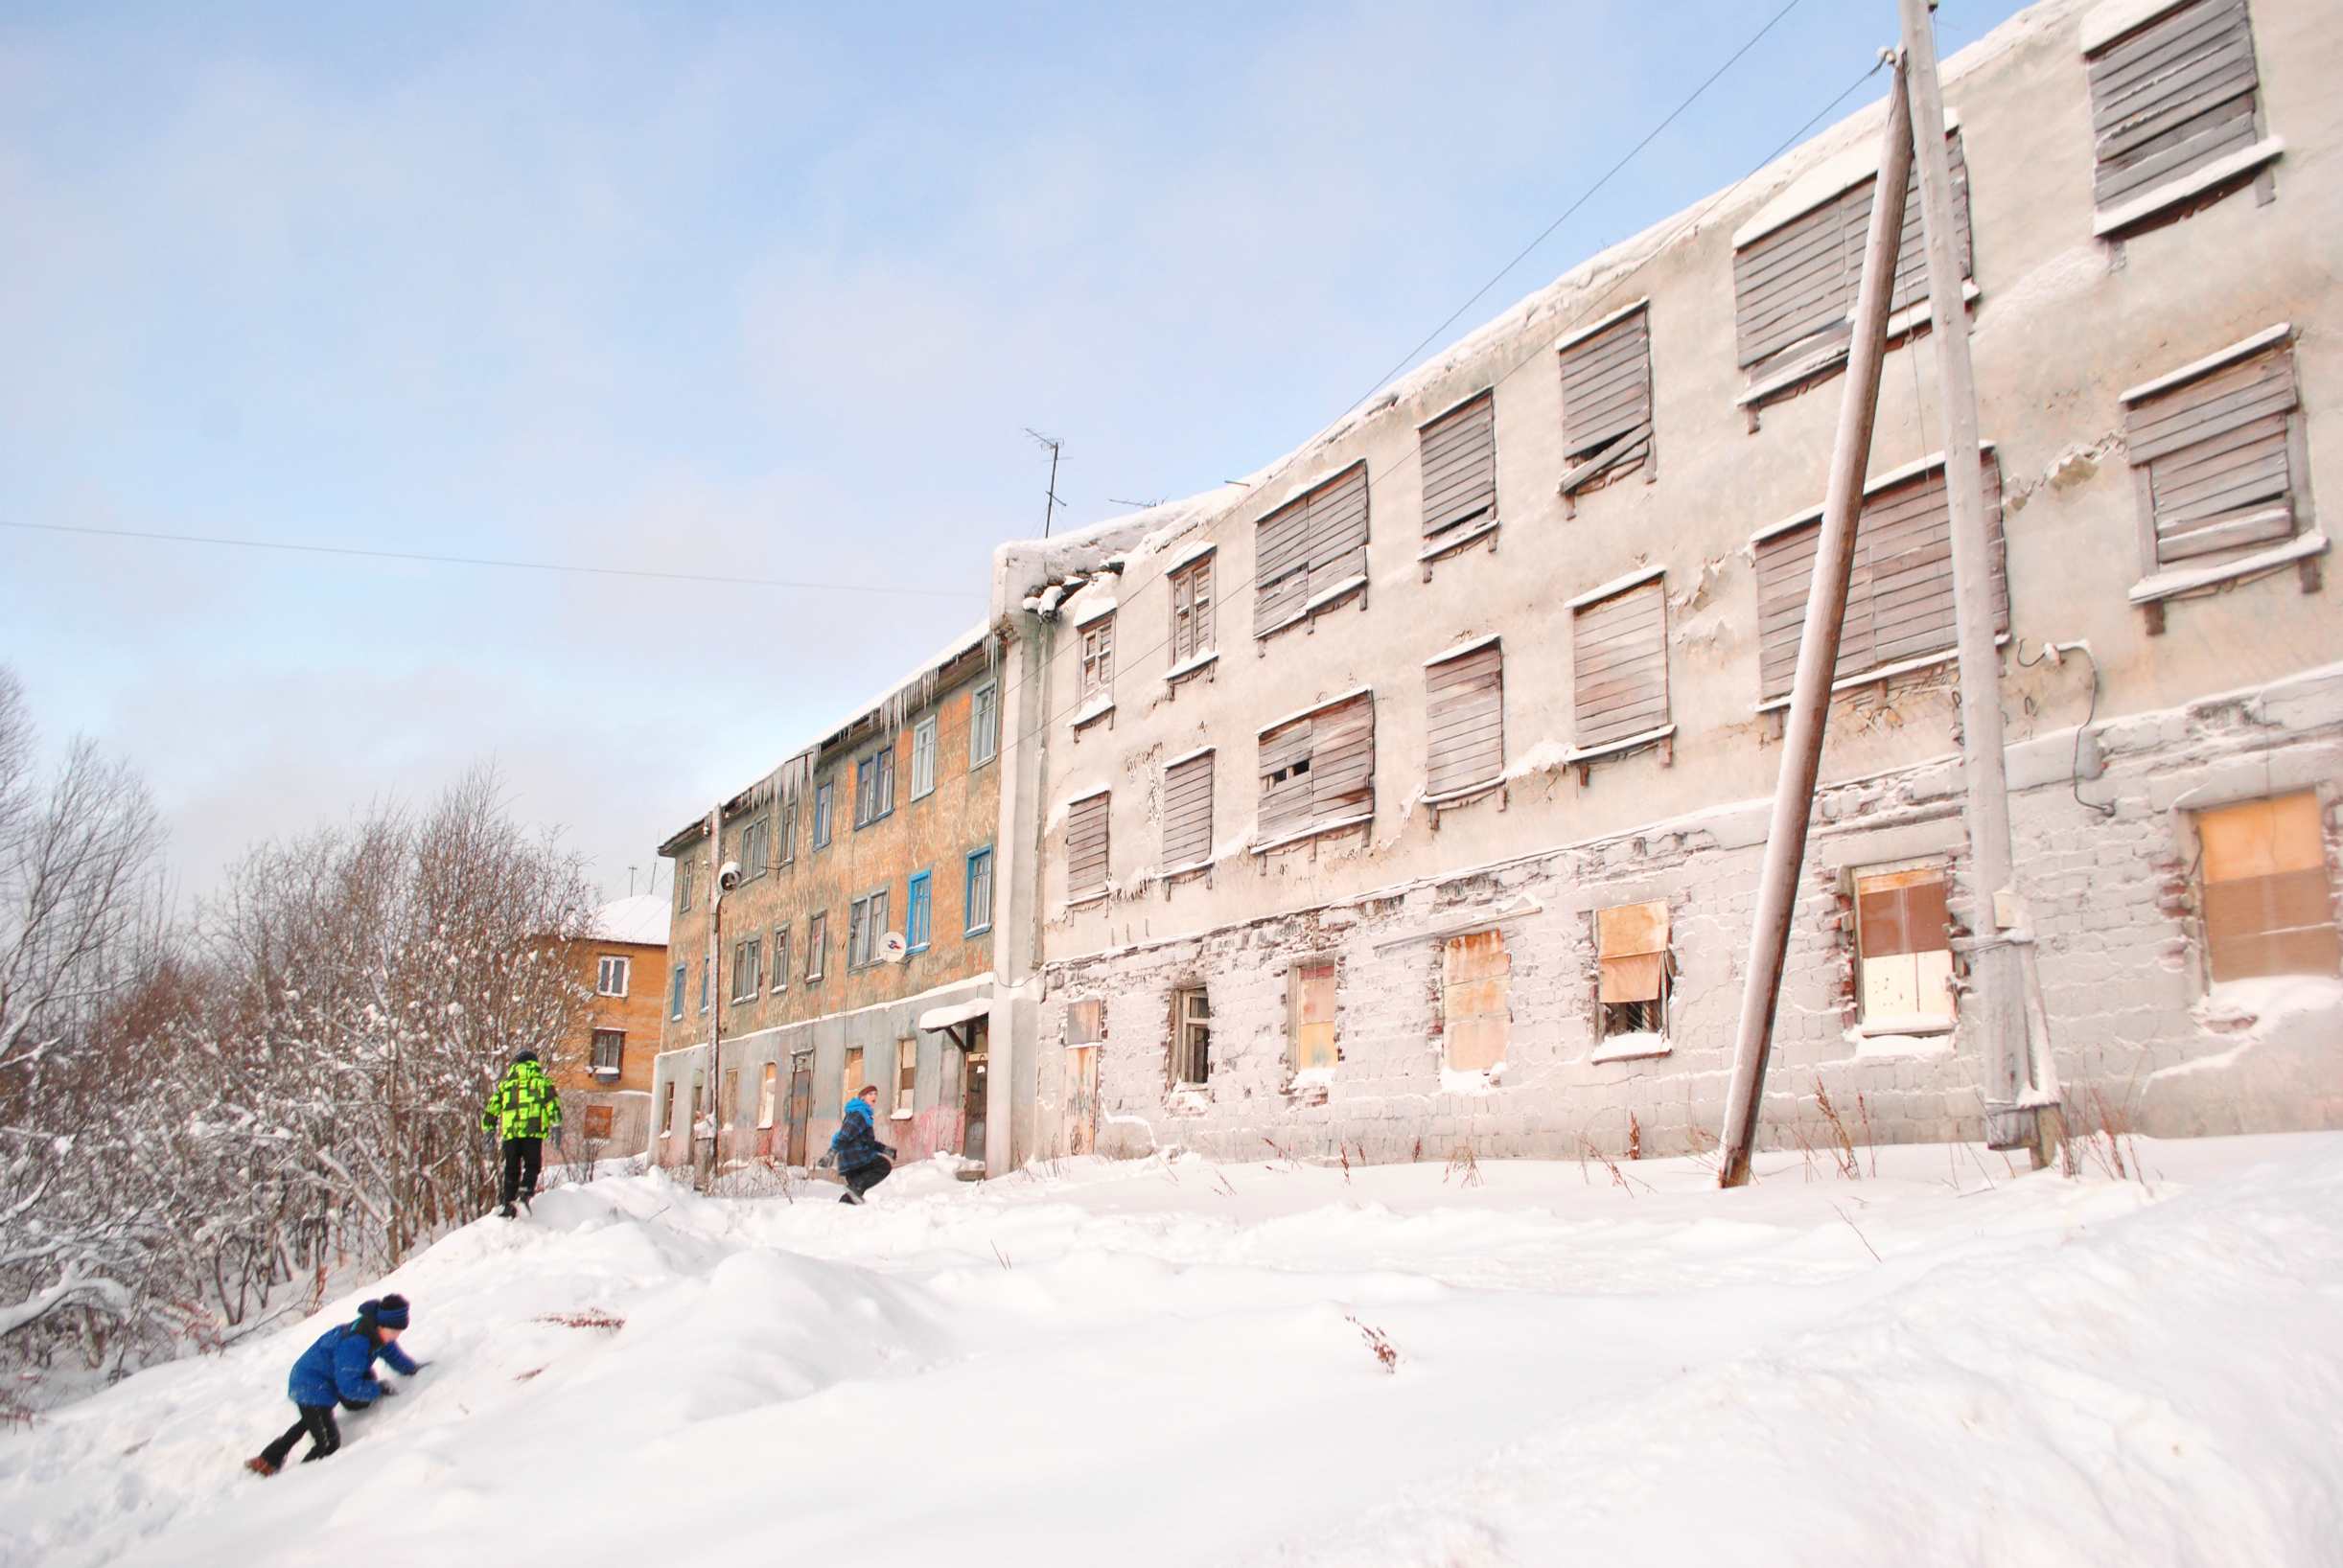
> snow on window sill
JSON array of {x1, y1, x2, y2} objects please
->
[
  {"x1": 1736, "y1": 281, "x2": 1981, "y2": 409},
  {"x1": 2093, "y1": 137, "x2": 2284, "y2": 238},
  {"x1": 1852, "y1": 1024, "x2": 1956, "y2": 1059},
  {"x1": 1754, "y1": 636, "x2": 2007, "y2": 715},
  {"x1": 1304, "y1": 573, "x2": 1369, "y2": 615},
  {"x1": 889, "y1": 1109, "x2": 915, "y2": 1121},
  {"x1": 1071, "y1": 694, "x2": 1116, "y2": 731},
  {"x1": 1425, "y1": 777, "x2": 1504, "y2": 810},
  {"x1": 1065, "y1": 890, "x2": 1108, "y2": 910},
  {"x1": 1589, "y1": 1033, "x2": 1670, "y2": 1064},
  {"x1": 1287, "y1": 1066, "x2": 1336, "y2": 1092},
  {"x1": 1420, "y1": 516, "x2": 1498, "y2": 562},
  {"x1": 1250, "y1": 812, "x2": 1375, "y2": 856},
  {"x1": 963, "y1": 922, "x2": 992, "y2": 938},
  {"x1": 2129, "y1": 530, "x2": 2325, "y2": 606},
  {"x1": 1560, "y1": 724, "x2": 1676, "y2": 770},
  {"x1": 1441, "y1": 1062, "x2": 1503, "y2": 1094},
  {"x1": 1164, "y1": 650, "x2": 1219, "y2": 686}
]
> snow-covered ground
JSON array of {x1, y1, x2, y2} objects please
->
[{"x1": 6, "y1": 1135, "x2": 2341, "y2": 1567}]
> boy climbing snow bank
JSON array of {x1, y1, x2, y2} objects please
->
[
  {"x1": 819, "y1": 1085, "x2": 896, "y2": 1205},
  {"x1": 482, "y1": 1048, "x2": 563, "y2": 1217},
  {"x1": 244, "y1": 1294, "x2": 423, "y2": 1476}
]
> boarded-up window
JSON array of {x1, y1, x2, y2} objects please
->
[
  {"x1": 1288, "y1": 961, "x2": 1337, "y2": 1071},
  {"x1": 1426, "y1": 642, "x2": 1503, "y2": 797},
  {"x1": 584, "y1": 1103, "x2": 615, "y2": 1141},
  {"x1": 720, "y1": 1067, "x2": 739, "y2": 1128},
  {"x1": 1066, "y1": 999, "x2": 1104, "y2": 1045},
  {"x1": 895, "y1": 1039, "x2": 917, "y2": 1116},
  {"x1": 1171, "y1": 987, "x2": 1211, "y2": 1086},
  {"x1": 1258, "y1": 693, "x2": 1375, "y2": 844},
  {"x1": 2197, "y1": 792, "x2": 2338, "y2": 981},
  {"x1": 1419, "y1": 392, "x2": 1496, "y2": 541},
  {"x1": 758, "y1": 1063, "x2": 778, "y2": 1128},
  {"x1": 1170, "y1": 554, "x2": 1215, "y2": 666},
  {"x1": 1255, "y1": 464, "x2": 1369, "y2": 637},
  {"x1": 1572, "y1": 578, "x2": 1668, "y2": 750},
  {"x1": 661, "y1": 1080, "x2": 675, "y2": 1136},
  {"x1": 1597, "y1": 902, "x2": 1669, "y2": 1038},
  {"x1": 1162, "y1": 750, "x2": 1215, "y2": 870},
  {"x1": 1079, "y1": 614, "x2": 1114, "y2": 703},
  {"x1": 1442, "y1": 931, "x2": 1509, "y2": 1072},
  {"x1": 2085, "y1": 0, "x2": 2267, "y2": 222},
  {"x1": 843, "y1": 1047, "x2": 864, "y2": 1112},
  {"x1": 1855, "y1": 865, "x2": 1956, "y2": 1027},
  {"x1": 2122, "y1": 334, "x2": 2301, "y2": 576},
  {"x1": 1068, "y1": 792, "x2": 1110, "y2": 902},
  {"x1": 1753, "y1": 452, "x2": 2008, "y2": 705},
  {"x1": 1558, "y1": 306, "x2": 1653, "y2": 494},
  {"x1": 1732, "y1": 130, "x2": 1971, "y2": 388}
]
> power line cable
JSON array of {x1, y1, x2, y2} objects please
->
[{"x1": 0, "y1": 518, "x2": 982, "y2": 600}]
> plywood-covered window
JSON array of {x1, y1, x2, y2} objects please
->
[
  {"x1": 1171, "y1": 986, "x2": 1212, "y2": 1087},
  {"x1": 1442, "y1": 931, "x2": 1509, "y2": 1072},
  {"x1": 757, "y1": 1063, "x2": 778, "y2": 1129},
  {"x1": 1596, "y1": 901, "x2": 1670, "y2": 1040},
  {"x1": 2197, "y1": 792, "x2": 2338, "y2": 981},
  {"x1": 720, "y1": 1067, "x2": 739, "y2": 1129},
  {"x1": 1287, "y1": 960, "x2": 1337, "y2": 1072},
  {"x1": 2083, "y1": 0, "x2": 2278, "y2": 235},
  {"x1": 1752, "y1": 451, "x2": 2008, "y2": 706},
  {"x1": 584, "y1": 1103, "x2": 615, "y2": 1141},
  {"x1": 1258, "y1": 692, "x2": 1376, "y2": 846},
  {"x1": 1558, "y1": 304, "x2": 1654, "y2": 496},
  {"x1": 1572, "y1": 576, "x2": 1669, "y2": 752},
  {"x1": 895, "y1": 1039, "x2": 918, "y2": 1116},
  {"x1": 842, "y1": 1047, "x2": 864, "y2": 1113},
  {"x1": 1731, "y1": 128, "x2": 1971, "y2": 397},
  {"x1": 1854, "y1": 864, "x2": 1956, "y2": 1029},
  {"x1": 2121, "y1": 330, "x2": 2308, "y2": 588},
  {"x1": 1162, "y1": 749, "x2": 1216, "y2": 871},
  {"x1": 1418, "y1": 391, "x2": 1496, "y2": 542},
  {"x1": 1170, "y1": 553, "x2": 1215, "y2": 668},
  {"x1": 1068, "y1": 791, "x2": 1110, "y2": 903},
  {"x1": 1425, "y1": 641, "x2": 1504, "y2": 799},
  {"x1": 1255, "y1": 463, "x2": 1369, "y2": 637}
]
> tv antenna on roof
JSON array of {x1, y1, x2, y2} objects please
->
[{"x1": 1026, "y1": 428, "x2": 1063, "y2": 538}]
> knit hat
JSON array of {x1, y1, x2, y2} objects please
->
[
  {"x1": 514, "y1": 1049, "x2": 540, "y2": 1065},
  {"x1": 374, "y1": 1294, "x2": 411, "y2": 1329}
]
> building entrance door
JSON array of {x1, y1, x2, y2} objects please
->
[{"x1": 784, "y1": 1053, "x2": 813, "y2": 1166}]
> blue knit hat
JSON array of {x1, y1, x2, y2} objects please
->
[{"x1": 372, "y1": 1294, "x2": 411, "y2": 1330}]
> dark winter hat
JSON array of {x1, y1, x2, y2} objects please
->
[
  {"x1": 513, "y1": 1049, "x2": 540, "y2": 1064},
  {"x1": 375, "y1": 1294, "x2": 411, "y2": 1329}
]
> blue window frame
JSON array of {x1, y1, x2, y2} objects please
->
[
  {"x1": 964, "y1": 845, "x2": 994, "y2": 936},
  {"x1": 669, "y1": 963, "x2": 686, "y2": 1020},
  {"x1": 906, "y1": 870, "x2": 933, "y2": 953}
]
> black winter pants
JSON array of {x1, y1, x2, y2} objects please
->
[
  {"x1": 259, "y1": 1401, "x2": 348, "y2": 1467},
  {"x1": 841, "y1": 1158, "x2": 892, "y2": 1202},
  {"x1": 499, "y1": 1136, "x2": 545, "y2": 1207}
]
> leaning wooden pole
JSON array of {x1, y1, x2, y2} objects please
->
[
  {"x1": 1897, "y1": 0, "x2": 2057, "y2": 1162},
  {"x1": 1717, "y1": 58, "x2": 1914, "y2": 1188}
]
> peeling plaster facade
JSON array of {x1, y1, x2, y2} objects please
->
[{"x1": 992, "y1": 0, "x2": 2343, "y2": 1167}]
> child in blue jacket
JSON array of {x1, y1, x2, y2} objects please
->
[
  {"x1": 244, "y1": 1294, "x2": 423, "y2": 1475},
  {"x1": 821, "y1": 1086, "x2": 898, "y2": 1205}
]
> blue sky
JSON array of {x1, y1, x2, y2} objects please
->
[{"x1": 0, "y1": 0, "x2": 2029, "y2": 902}]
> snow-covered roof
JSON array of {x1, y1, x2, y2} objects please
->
[{"x1": 592, "y1": 895, "x2": 671, "y2": 948}]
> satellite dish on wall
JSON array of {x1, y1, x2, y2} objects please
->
[{"x1": 879, "y1": 932, "x2": 908, "y2": 964}]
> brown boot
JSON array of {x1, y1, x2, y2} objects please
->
[{"x1": 244, "y1": 1457, "x2": 277, "y2": 1478}]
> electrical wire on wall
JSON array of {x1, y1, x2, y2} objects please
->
[{"x1": 2017, "y1": 638, "x2": 2117, "y2": 819}]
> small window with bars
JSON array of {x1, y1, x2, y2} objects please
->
[{"x1": 1596, "y1": 901, "x2": 1670, "y2": 1041}]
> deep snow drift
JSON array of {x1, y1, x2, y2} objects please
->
[{"x1": 5, "y1": 1136, "x2": 2341, "y2": 1567}]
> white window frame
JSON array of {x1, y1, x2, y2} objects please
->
[
  {"x1": 970, "y1": 680, "x2": 1000, "y2": 768},
  {"x1": 595, "y1": 955, "x2": 631, "y2": 998},
  {"x1": 912, "y1": 714, "x2": 939, "y2": 799}
]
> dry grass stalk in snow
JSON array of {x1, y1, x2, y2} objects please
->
[{"x1": 1345, "y1": 1313, "x2": 1400, "y2": 1373}]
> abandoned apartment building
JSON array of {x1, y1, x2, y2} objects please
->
[
  {"x1": 986, "y1": 0, "x2": 2343, "y2": 1168},
  {"x1": 650, "y1": 627, "x2": 1006, "y2": 1175}
]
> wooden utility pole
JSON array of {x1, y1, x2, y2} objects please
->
[
  {"x1": 1898, "y1": 0, "x2": 2056, "y2": 1161},
  {"x1": 1717, "y1": 58, "x2": 1915, "y2": 1189}
]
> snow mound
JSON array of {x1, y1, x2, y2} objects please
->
[{"x1": 6, "y1": 1137, "x2": 2343, "y2": 1567}]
